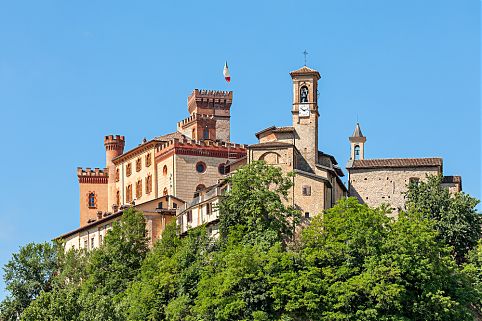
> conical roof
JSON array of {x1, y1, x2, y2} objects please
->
[{"x1": 351, "y1": 123, "x2": 364, "y2": 138}]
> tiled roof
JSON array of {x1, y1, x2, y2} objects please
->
[
  {"x1": 255, "y1": 126, "x2": 294, "y2": 138},
  {"x1": 289, "y1": 66, "x2": 321, "y2": 78},
  {"x1": 248, "y1": 141, "x2": 293, "y2": 148},
  {"x1": 349, "y1": 158, "x2": 443, "y2": 169},
  {"x1": 155, "y1": 131, "x2": 186, "y2": 141}
]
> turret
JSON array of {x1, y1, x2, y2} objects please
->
[
  {"x1": 104, "y1": 135, "x2": 125, "y2": 211},
  {"x1": 349, "y1": 123, "x2": 366, "y2": 160}
]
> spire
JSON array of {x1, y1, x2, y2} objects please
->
[{"x1": 351, "y1": 123, "x2": 364, "y2": 138}]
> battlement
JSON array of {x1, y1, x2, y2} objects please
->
[
  {"x1": 77, "y1": 167, "x2": 109, "y2": 184},
  {"x1": 155, "y1": 138, "x2": 247, "y2": 160},
  {"x1": 188, "y1": 89, "x2": 233, "y2": 114},
  {"x1": 104, "y1": 135, "x2": 125, "y2": 152},
  {"x1": 177, "y1": 112, "x2": 215, "y2": 128}
]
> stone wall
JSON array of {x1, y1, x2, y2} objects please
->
[{"x1": 349, "y1": 166, "x2": 440, "y2": 215}]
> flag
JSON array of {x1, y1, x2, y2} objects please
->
[{"x1": 223, "y1": 61, "x2": 231, "y2": 82}]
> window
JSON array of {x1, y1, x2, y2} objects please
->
[
  {"x1": 163, "y1": 165, "x2": 168, "y2": 176},
  {"x1": 99, "y1": 234, "x2": 103, "y2": 245},
  {"x1": 91, "y1": 237, "x2": 95, "y2": 249},
  {"x1": 136, "y1": 180, "x2": 142, "y2": 199},
  {"x1": 136, "y1": 158, "x2": 142, "y2": 172},
  {"x1": 192, "y1": 128, "x2": 196, "y2": 140},
  {"x1": 300, "y1": 86, "x2": 309, "y2": 103},
  {"x1": 302, "y1": 185, "x2": 311, "y2": 196},
  {"x1": 203, "y1": 127, "x2": 209, "y2": 139},
  {"x1": 126, "y1": 163, "x2": 132, "y2": 177},
  {"x1": 115, "y1": 168, "x2": 120, "y2": 182},
  {"x1": 88, "y1": 192, "x2": 96, "y2": 208},
  {"x1": 163, "y1": 187, "x2": 168, "y2": 196},
  {"x1": 84, "y1": 239, "x2": 88, "y2": 249},
  {"x1": 158, "y1": 202, "x2": 163, "y2": 209},
  {"x1": 187, "y1": 210, "x2": 192, "y2": 223},
  {"x1": 173, "y1": 203, "x2": 177, "y2": 209},
  {"x1": 196, "y1": 161, "x2": 206, "y2": 173},
  {"x1": 354, "y1": 145, "x2": 360, "y2": 160},
  {"x1": 218, "y1": 163, "x2": 226, "y2": 175},
  {"x1": 145, "y1": 174, "x2": 152, "y2": 194},
  {"x1": 126, "y1": 184, "x2": 133, "y2": 203},
  {"x1": 305, "y1": 212, "x2": 310, "y2": 219},
  {"x1": 409, "y1": 177, "x2": 420, "y2": 185},
  {"x1": 116, "y1": 190, "x2": 120, "y2": 206},
  {"x1": 145, "y1": 153, "x2": 152, "y2": 167},
  {"x1": 196, "y1": 184, "x2": 206, "y2": 191},
  {"x1": 206, "y1": 203, "x2": 212, "y2": 215}
]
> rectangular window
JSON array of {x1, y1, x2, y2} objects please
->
[
  {"x1": 187, "y1": 210, "x2": 192, "y2": 223},
  {"x1": 302, "y1": 185, "x2": 311, "y2": 196},
  {"x1": 91, "y1": 237, "x2": 95, "y2": 249},
  {"x1": 84, "y1": 239, "x2": 88, "y2": 249},
  {"x1": 136, "y1": 158, "x2": 142, "y2": 172},
  {"x1": 99, "y1": 234, "x2": 103, "y2": 245},
  {"x1": 206, "y1": 203, "x2": 212, "y2": 215},
  {"x1": 126, "y1": 163, "x2": 132, "y2": 177},
  {"x1": 305, "y1": 212, "x2": 310, "y2": 219}
]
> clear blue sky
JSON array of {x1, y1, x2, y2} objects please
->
[{"x1": 0, "y1": 1, "x2": 480, "y2": 299}]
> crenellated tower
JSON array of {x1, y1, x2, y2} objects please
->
[
  {"x1": 177, "y1": 89, "x2": 232, "y2": 142},
  {"x1": 104, "y1": 135, "x2": 125, "y2": 212}
]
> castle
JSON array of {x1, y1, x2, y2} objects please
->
[{"x1": 58, "y1": 65, "x2": 461, "y2": 249}]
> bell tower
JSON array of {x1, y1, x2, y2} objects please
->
[
  {"x1": 349, "y1": 123, "x2": 366, "y2": 160},
  {"x1": 290, "y1": 66, "x2": 321, "y2": 169}
]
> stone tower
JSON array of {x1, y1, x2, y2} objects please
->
[
  {"x1": 290, "y1": 66, "x2": 321, "y2": 169},
  {"x1": 349, "y1": 123, "x2": 366, "y2": 160},
  {"x1": 104, "y1": 135, "x2": 125, "y2": 211}
]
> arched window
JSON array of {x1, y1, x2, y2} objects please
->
[
  {"x1": 88, "y1": 192, "x2": 96, "y2": 208},
  {"x1": 192, "y1": 128, "x2": 196, "y2": 140},
  {"x1": 136, "y1": 158, "x2": 142, "y2": 172},
  {"x1": 300, "y1": 86, "x2": 309, "y2": 103},
  {"x1": 163, "y1": 165, "x2": 168, "y2": 176},
  {"x1": 145, "y1": 153, "x2": 152, "y2": 167},
  {"x1": 116, "y1": 190, "x2": 120, "y2": 206},
  {"x1": 136, "y1": 180, "x2": 142, "y2": 199},
  {"x1": 203, "y1": 127, "x2": 209, "y2": 140},
  {"x1": 196, "y1": 184, "x2": 206, "y2": 191},
  {"x1": 115, "y1": 168, "x2": 120, "y2": 182},
  {"x1": 163, "y1": 187, "x2": 168, "y2": 196},
  {"x1": 145, "y1": 174, "x2": 152, "y2": 194},
  {"x1": 218, "y1": 163, "x2": 226, "y2": 175},
  {"x1": 354, "y1": 145, "x2": 360, "y2": 160}
]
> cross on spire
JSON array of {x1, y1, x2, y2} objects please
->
[{"x1": 303, "y1": 49, "x2": 308, "y2": 66}]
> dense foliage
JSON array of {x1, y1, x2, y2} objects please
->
[
  {"x1": 1, "y1": 163, "x2": 481, "y2": 320},
  {"x1": 406, "y1": 175, "x2": 481, "y2": 263}
]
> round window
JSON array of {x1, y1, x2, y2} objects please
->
[{"x1": 196, "y1": 161, "x2": 206, "y2": 173}]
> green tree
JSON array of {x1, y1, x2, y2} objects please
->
[
  {"x1": 218, "y1": 160, "x2": 299, "y2": 247},
  {"x1": 78, "y1": 208, "x2": 149, "y2": 321},
  {"x1": 271, "y1": 198, "x2": 476, "y2": 320},
  {"x1": 406, "y1": 175, "x2": 481, "y2": 263},
  {"x1": 0, "y1": 242, "x2": 57, "y2": 320},
  {"x1": 463, "y1": 240, "x2": 482, "y2": 318},
  {"x1": 21, "y1": 248, "x2": 88, "y2": 321}
]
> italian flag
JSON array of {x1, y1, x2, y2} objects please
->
[{"x1": 223, "y1": 61, "x2": 231, "y2": 82}]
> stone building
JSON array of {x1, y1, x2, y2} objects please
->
[
  {"x1": 62, "y1": 89, "x2": 247, "y2": 248},
  {"x1": 346, "y1": 123, "x2": 462, "y2": 215},
  {"x1": 248, "y1": 66, "x2": 347, "y2": 219}
]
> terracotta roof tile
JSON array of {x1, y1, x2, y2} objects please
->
[
  {"x1": 155, "y1": 131, "x2": 186, "y2": 141},
  {"x1": 350, "y1": 158, "x2": 443, "y2": 169},
  {"x1": 289, "y1": 66, "x2": 321, "y2": 78}
]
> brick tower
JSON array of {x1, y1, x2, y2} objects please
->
[
  {"x1": 104, "y1": 135, "x2": 125, "y2": 211},
  {"x1": 177, "y1": 89, "x2": 233, "y2": 142},
  {"x1": 290, "y1": 66, "x2": 321, "y2": 170}
]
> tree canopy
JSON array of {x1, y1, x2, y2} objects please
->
[{"x1": 1, "y1": 163, "x2": 481, "y2": 320}]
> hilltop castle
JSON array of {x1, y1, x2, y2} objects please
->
[{"x1": 59, "y1": 66, "x2": 461, "y2": 249}]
